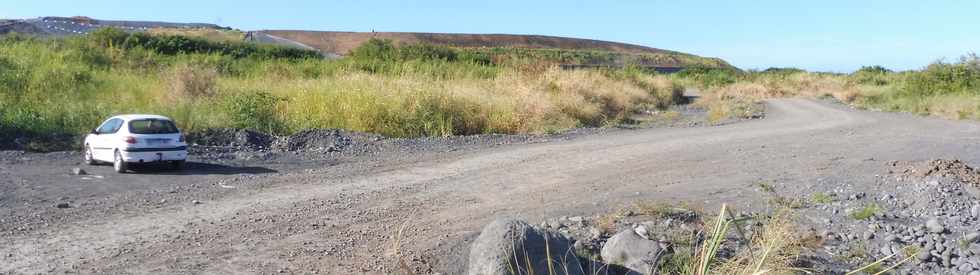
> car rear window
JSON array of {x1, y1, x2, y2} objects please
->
[{"x1": 128, "y1": 119, "x2": 179, "y2": 134}]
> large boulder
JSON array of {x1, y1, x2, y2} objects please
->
[
  {"x1": 467, "y1": 218, "x2": 585, "y2": 275},
  {"x1": 600, "y1": 229, "x2": 667, "y2": 275}
]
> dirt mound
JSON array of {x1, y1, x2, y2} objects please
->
[
  {"x1": 274, "y1": 129, "x2": 383, "y2": 153},
  {"x1": 187, "y1": 128, "x2": 274, "y2": 150},
  {"x1": 889, "y1": 159, "x2": 980, "y2": 186}
]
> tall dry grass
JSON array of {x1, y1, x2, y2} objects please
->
[
  {"x1": 235, "y1": 66, "x2": 681, "y2": 137},
  {"x1": 0, "y1": 33, "x2": 686, "y2": 150},
  {"x1": 166, "y1": 63, "x2": 218, "y2": 102}
]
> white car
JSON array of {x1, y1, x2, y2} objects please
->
[{"x1": 83, "y1": 114, "x2": 188, "y2": 173}]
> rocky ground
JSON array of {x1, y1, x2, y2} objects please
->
[
  {"x1": 0, "y1": 103, "x2": 726, "y2": 274},
  {"x1": 471, "y1": 158, "x2": 980, "y2": 274},
  {"x1": 3, "y1": 98, "x2": 980, "y2": 274}
]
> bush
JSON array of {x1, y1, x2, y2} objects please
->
[
  {"x1": 855, "y1": 65, "x2": 892, "y2": 74},
  {"x1": 349, "y1": 38, "x2": 463, "y2": 63},
  {"x1": 399, "y1": 43, "x2": 457, "y2": 61},
  {"x1": 902, "y1": 59, "x2": 980, "y2": 97},
  {"x1": 676, "y1": 66, "x2": 740, "y2": 87},
  {"x1": 224, "y1": 92, "x2": 285, "y2": 134},
  {"x1": 348, "y1": 38, "x2": 399, "y2": 61},
  {"x1": 851, "y1": 65, "x2": 893, "y2": 86},
  {"x1": 88, "y1": 27, "x2": 321, "y2": 60}
]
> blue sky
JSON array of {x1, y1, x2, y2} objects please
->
[{"x1": 2, "y1": 0, "x2": 978, "y2": 72}]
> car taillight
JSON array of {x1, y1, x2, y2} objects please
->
[{"x1": 124, "y1": 136, "x2": 137, "y2": 144}]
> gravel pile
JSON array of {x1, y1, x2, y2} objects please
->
[
  {"x1": 185, "y1": 127, "x2": 596, "y2": 163},
  {"x1": 272, "y1": 129, "x2": 383, "y2": 154},
  {"x1": 780, "y1": 159, "x2": 980, "y2": 273},
  {"x1": 473, "y1": 159, "x2": 980, "y2": 274},
  {"x1": 187, "y1": 128, "x2": 274, "y2": 151}
]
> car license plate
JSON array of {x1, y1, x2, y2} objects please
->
[{"x1": 146, "y1": 139, "x2": 169, "y2": 145}]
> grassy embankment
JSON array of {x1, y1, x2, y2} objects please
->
[
  {"x1": 677, "y1": 57, "x2": 980, "y2": 122},
  {"x1": 0, "y1": 28, "x2": 686, "y2": 151},
  {"x1": 2, "y1": 27, "x2": 976, "y2": 151}
]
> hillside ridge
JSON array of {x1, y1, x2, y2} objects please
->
[{"x1": 0, "y1": 16, "x2": 732, "y2": 69}]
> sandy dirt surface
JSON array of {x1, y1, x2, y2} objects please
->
[{"x1": 2, "y1": 98, "x2": 980, "y2": 274}]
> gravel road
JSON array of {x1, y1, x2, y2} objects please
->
[{"x1": 2, "y1": 98, "x2": 980, "y2": 274}]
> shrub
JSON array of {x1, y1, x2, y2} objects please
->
[
  {"x1": 902, "y1": 58, "x2": 980, "y2": 97},
  {"x1": 398, "y1": 43, "x2": 458, "y2": 61},
  {"x1": 851, "y1": 65, "x2": 893, "y2": 86},
  {"x1": 855, "y1": 65, "x2": 892, "y2": 74},
  {"x1": 348, "y1": 38, "x2": 399, "y2": 61},
  {"x1": 349, "y1": 38, "x2": 464, "y2": 63},
  {"x1": 88, "y1": 27, "x2": 321, "y2": 60},
  {"x1": 224, "y1": 92, "x2": 285, "y2": 134},
  {"x1": 676, "y1": 66, "x2": 740, "y2": 87}
]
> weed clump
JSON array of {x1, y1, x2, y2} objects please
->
[
  {"x1": 850, "y1": 204, "x2": 880, "y2": 220},
  {"x1": 224, "y1": 92, "x2": 285, "y2": 134},
  {"x1": 810, "y1": 192, "x2": 834, "y2": 204}
]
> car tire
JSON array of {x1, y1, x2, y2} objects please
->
[
  {"x1": 84, "y1": 145, "x2": 97, "y2": 165},
  {"x1": 171, "y1": 160, "x2": 185, "y2": 170},
  {"x1": 113, "y1": 150, "x2": 128, "y2": 173}
]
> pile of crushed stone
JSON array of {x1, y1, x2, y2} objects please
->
[
  {"x1": 798, "y1": 159, "x2": 980, "y2": 274},
  {"x1": 187, "y1": 128, "x2": 274, "y2": 150},
  {"x1": 273, "y1": 129, "x2": 383, "y2": 153},
  {"x1": 890, "y1": 159, "x2": 980, "y2": 186},
  {"x1": 187, "y1": 128, "x2": 383, "y2": 153}
]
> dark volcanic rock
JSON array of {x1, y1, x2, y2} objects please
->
[
  {"x1": 467, "y1": 218, "x2": 584, "y2": 275},
  {"x1": 187, "y1": 128, "x2": 274, "y2": 150}
]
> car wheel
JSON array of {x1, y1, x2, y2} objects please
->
[
  {"x1": 113, "y1": 150, "x2": 128, "y2": 173},
  {"x1": 171, "y1": 160, "x2": 185, "y2": 170},
  {"x1": 84, "y1": 145, "x2": 96, "y2": 165}
]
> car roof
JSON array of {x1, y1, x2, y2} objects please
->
[{"x1": 110, "y1": 114, "x2": 174, "y2": 121}]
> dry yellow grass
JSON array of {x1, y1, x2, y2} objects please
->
[
  {"x1": 713, "y1": 210, "x2": 801, "y2": 274},
  {"x1": 693, "y1": 73, "x2": 867, "y2": 122},
  {"x1": 216, "y1": 66, "x2": 680, "y2": 137},
  {"x1": 165, "y1": 63, "x2": 218, "y2": 103}
]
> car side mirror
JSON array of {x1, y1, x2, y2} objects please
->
[{"x1": 91, "y1": 128, "x2": 99, "y2": 135}]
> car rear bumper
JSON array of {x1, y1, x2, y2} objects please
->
[{"x1": 120, "y1": 147, "x2": 187, "y2": 162}]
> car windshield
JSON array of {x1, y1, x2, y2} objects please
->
[{"x1": 128, "y1": 119, "x2": 179, "y2": 134}]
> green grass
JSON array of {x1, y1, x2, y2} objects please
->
[
  {"x1": 811, "y1": 192, "x2": 834, "y2": 204},
  {"x1": 850, "y1": 204, "x2": 880, "y2": 220}
]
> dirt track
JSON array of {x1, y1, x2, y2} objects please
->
[{"x1": 2, "y1": 98, "x2": 980, "y2": 274}]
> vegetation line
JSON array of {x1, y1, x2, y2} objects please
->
[{"x1": 1, "y1": 28, "x2": 978, "y2": 152}]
